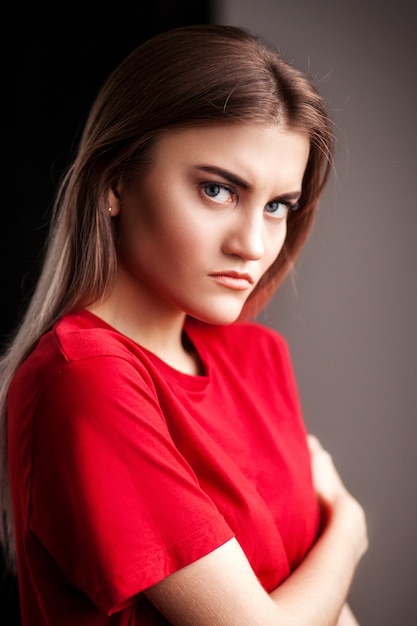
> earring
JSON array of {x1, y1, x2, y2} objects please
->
[{"x1": 108, "y1": 207, "x2": 112, "y2": 215}]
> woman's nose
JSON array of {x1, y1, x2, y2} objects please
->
[{"x1": 221, "y1": 209, "x2": 264, "y2": 260}]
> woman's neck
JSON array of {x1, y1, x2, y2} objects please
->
[{"x1": 87, "y1": 272, "x2": 201, "y2": 375}]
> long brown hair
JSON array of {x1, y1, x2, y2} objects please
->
[{"x1": 0, "y1": 24, "x2": 333, "y2": 567}]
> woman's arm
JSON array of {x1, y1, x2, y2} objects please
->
[
  {"x1": 144, "y1": 435, "x2": 368, "y2": 625},
  {"x1": 337, "y1": 604, "x2": 360, "y2": 626}
]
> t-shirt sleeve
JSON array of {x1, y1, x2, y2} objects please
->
[{"x1": 30, "y1": 354, "x2": 234, "y2": 614}]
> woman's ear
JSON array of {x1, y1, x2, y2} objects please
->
[{"x1": 108, "y1": 188, "x2": 121, "y2": 216}]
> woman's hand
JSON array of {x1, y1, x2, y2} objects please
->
[
  {"x1": 307, "y1": 434, "x2": 368, "y2": 564},
  {"x1": 307, "y1": 434, "x2": 348, "y2": 504}
]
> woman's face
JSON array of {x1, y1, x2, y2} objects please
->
[{"x1": 111, "y1": 123, "x2": 310, "y2": 325}]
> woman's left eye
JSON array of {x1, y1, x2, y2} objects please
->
[
  {"x1": 202, "y1": 182, "x2": 235, "y2": 204},
  {"x1": 264, "y1": 201, "x2": 290, "y2": 219}
]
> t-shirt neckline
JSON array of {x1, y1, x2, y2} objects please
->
[{"x1": 75, "y1": 309, "x2": 211, "y2": 392}]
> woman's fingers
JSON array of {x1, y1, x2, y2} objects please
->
[{"x1": 307, "y1": 434, "x2": 346, "y2": 504}]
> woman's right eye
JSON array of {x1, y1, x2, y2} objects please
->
[{"x1": 201, "y1": 182, "x2": 236, "y2": 204}]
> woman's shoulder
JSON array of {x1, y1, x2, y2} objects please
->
[
  {"x1": 10, "y1": 310, "x2": 156, "y2": 405},
  {"x1": 15, "y1": 309, "x2": 148, "y2": 384},
  {"x1": 52, "y1": 309, "x2": 136, "y2": 362}
]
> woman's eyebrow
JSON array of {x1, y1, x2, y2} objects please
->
[
  {"x1": 195, "y1": 165, "x2": 251, "y2": 190},
  {"x1": 278, "y1": 191, "x2": 302, "y2": 202},
  {"x1": 195, "y1": 165, "x2": 302, "y2": 201}
]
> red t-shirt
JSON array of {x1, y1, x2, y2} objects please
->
[{"x1": 8, "y1": 310, "x2": 319, "y2": 625}]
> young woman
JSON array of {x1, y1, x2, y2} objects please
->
[{"x1": 0, "y1": 24, "x2": 367, "y2": 625}]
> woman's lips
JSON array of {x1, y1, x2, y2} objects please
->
[{"x1": 209, "y1": 271, "x2": 254, "y2": 290}]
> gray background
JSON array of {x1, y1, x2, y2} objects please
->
[{"x1": 215, "y1": 1, "x2": 417, "y2": 624}]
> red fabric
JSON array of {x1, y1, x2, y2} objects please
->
[{"x1": 8, "y1": 310, "x2": 319, "y2": 625}]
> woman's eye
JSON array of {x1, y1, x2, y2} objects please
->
[
  {"x1": 264, "y1": 201, "x2": 290, "y2": 219},
  {"x1": 202, "y1": 182, "x2": 235, "y2": 204}
]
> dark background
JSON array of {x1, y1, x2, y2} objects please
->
[
  {"x1": 2, "y1": 2, "x2": 214, "y2": 623},
  {"x1": 2, "y1": 0, "x2": 215, "y2": 351}
]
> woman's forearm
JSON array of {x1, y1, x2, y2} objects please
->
[
  {"x1": 269, "y1": 494, "x2": 367, "y2": 625},
  {"x1": 337, "y1": 604, "x2": 360, "y2": 626},
  {"x1": 145, "y1": 437, "x2": 368, "y2": 625},
  {"x1": 145, "y1": 497, "x2": 367, "y2": 626}
]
